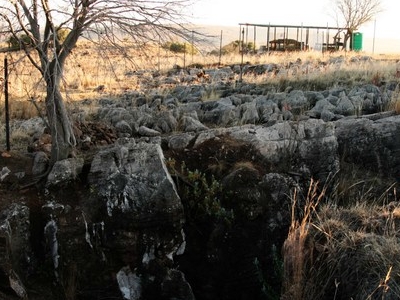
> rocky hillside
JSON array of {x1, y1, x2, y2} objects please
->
[{"x1": 1, "y1": 56, "x2": 400, "y2": 299}]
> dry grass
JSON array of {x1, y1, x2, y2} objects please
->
[
  {"x1": 282, "y1": 179, "x2": 400, "y2": 300},
  {"x1": 0, "y1": 42, "x2": 399, "y2": 106},
  {"x1": 282, "y1": 179, "x2": 325, "y2": 300},
  {"x1": 0, "y1": 40, "x2": 399, "y2": 150}
]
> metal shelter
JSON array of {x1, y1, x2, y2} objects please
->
[{"x1": 238, "y1": 23, "x2": 350, "y2": 52}]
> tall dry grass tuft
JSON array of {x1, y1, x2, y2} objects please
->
[
  {"x1": 281, "y1": 178, "x2": 325, "y2": 300},
  {"x1": 282, "y1": 181, "x2": 400, "y2": 300},
  {"x1": 387, "y1": 83, "x2": 400, "y2": 114}
]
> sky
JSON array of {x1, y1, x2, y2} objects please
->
[{"x1": 188, "y1": 0, "x2": 400, "y2": 54}]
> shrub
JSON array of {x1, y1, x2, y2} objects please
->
[
  {"x1": 166, "y1": 159, "x2": 231, "y2": 223},
  {"x1": 8, "y1": 34, "x2": 33, "y2": 49},
  {"x1": 163, "y1": 41, "x2": 198, "y2": 54},
  {"x1": 219, "y1": 40, "x2": 256, "y2": 55},
  {"x1": 56, "y1": 27, "x2": 71, "y2": 43}
]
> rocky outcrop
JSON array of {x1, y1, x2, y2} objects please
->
[
  {"x1": 161, "y1": 118, "x2": 339, "y2": 299},
  {"x1": 335, "y1": 113, "x2": 400, "y2": 177},
  {"x1": 3, "y1": 111, "x2": 400, "y2": 299},
  {"x1": 0, "y1": 204, "x2": 31, "y2": 299},
  {"x1": 2, "y1": 59, "x2": 400, "y2": 299},
  {"x1": 0, "y1": 138, "x2": 193, "y2": 299},
  {"x1": 83, "y1": 138, "x2": 189, "y2": 298}
]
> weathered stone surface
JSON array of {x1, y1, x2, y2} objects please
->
[
  {"x1": 46, "y1": 157, "x2": 84, "y2": 187},
  {"x1": 228, "y1": 119, "x2": 339, "y2": 181},
  {"x1": 180, "y1": 115, "x2": 208, "y2": 132},
  {"x1": 3, "y1": 59, "x2": 400, "y2": 300},
  {"x1": 86, "y1": 139, "x2": 186, "y2": 298},
  {"x1": 32, "y1": 151, "x2": 49, "y2": 176},
  {"x1": 138, "y1": 125, "x2": 161, "y2": 137},
  {"x1": 240, "y1": 102, "x2": 259, "y2": 124},
  {"x1": 98, "y1": 107, "x2": 135, "y2": 126},
  {"x1": 153, "y1": 110, "x2": 178, "y2": 133},
  {"x1": 167, "y1": 132, "x2": 196, "y2": 150},
  {"x1": 5, "y1": 139, "x2": 188, "y2": 299},
  {"x1": 88, "y1": 139, "x2": 183, "y2": 222},
  {"x1": 0, "y1": 204, "x2": 31, "y2": 299},
  {"x1": 116, "y1": 266, "x2": 142, "y2": 300},
  {"x1": 115, "y1": 120, "x2": 133, "y2": 137},
  {"x1": 335, "y1": 115, "x2": 400, "y2": 176}
]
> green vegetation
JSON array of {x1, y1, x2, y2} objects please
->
[
  {"x1": 210, "y1": 40, "x2": 256, "y2": 56},
  {"x1": 7, "y1": 34, "x2": 33, "y2": 49},
  {"x1": 163, "y1": 41, "x2": 198, "y2": 54},
  {"x1": 166, "y1": 159, "x2": 232, "y2": 223}
]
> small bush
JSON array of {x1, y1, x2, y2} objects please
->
[
  {"x1": 8, "y1": 34, "x2": 33, "y2": 49},
  {"x1": 56, "y1": 27, "x2": 71, "y2": 43},
  {"x1": 219, "y1": 40, "x2": 255, "y2": 55},
  {"x1": 166, "y1": 159, "x2": 232, "y2": 223},
  {"x1": 163, "y1": 41, "x2": 198, "y2": 54}
]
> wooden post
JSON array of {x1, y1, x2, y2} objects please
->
[
  {"x1": 300, "y1": 23, "x2": 303, "y2": 50},
  {"x1": 218, "y1": 30, "x2": 223, "y2": 66},
  {"x1": 253, "y1": 25, "x2": 256, "y2": 53},
  {"x1": 306, "y1": 28, "x2": 309, "y2": 50},
  {"x1": 239, "y1": 28, "x2": 244, "y2": 82},
  {"x1": 238, "y1": 25, "x2": 242, "y2": 54},
  {"x1": 4, "y1": 57, "x2": 10, "y2": 151}
]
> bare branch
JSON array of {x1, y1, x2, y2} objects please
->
[
  {"x1": 333, "y1": 0, "x2": 382, "y2": 31},
  {"x1": 0, "y1": 0, "x2": 198, "y2": 164},
  {"x1": 331, "y1": 0, "x2": 382, "y2": 49}
]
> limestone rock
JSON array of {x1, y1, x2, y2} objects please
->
[
  {"x1": 46, "y1": 157, "x2": 84, "y2": 187},
  {"x1": 138, "y1": 125, "x2": 161, "y2": 137},
  {"x1": 32, "y1": 151, "x2": 49, "y2": 176},
  {"x1": 0, "y1": 204, "x2": 31, "y2": 298}
]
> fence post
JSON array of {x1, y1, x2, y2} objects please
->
[
  {"x1": 239, "y1": 28, "x2": 244, "y2": 83},
  {"x1": 4, "y1": 57, "x2": 10, "y2": 151},
  {"x1": 218, "y1": 30, "x2": 223, "y2": 66}
]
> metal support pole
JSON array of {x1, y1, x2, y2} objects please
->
[
  {"x1": 4, "y1": 57, "x2": 10, "y2": 151},
  {"x1": 253, "y1": 25, "x2": 256, "y2": 53},
  {"x1": 239, "y1": 28, "x2": 244, "y2": 83},
  {"x1": 300, "y1": 23, "x2": 303, "y2": 50},
  {"x1": 238, "y1": 25, "x2": 242, "y2": 54},
  {"x1": 218, "y1": 30, "x2": 223, "y2": 66},
  {"x1": 306, "y1": 28, "x2": 309, "y2": 50}
]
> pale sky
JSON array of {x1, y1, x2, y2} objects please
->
[{"x1": 189, "y1": 0, "x2": 400, "y2": 53}]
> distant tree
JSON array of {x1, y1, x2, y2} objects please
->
[
  {"x1": 163, "y1": 41, "x2": 198, "y2": 54},
  {"x1": 219, "y1": 40, "x2": 255, "y2": 55},
  {"x1": 331, "y1": 0, "x2": 382, "y2": 50},
  {"x1": 0, "y1": 0, "x2": 195, "y2": 168}
]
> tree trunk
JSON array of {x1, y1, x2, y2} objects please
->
[
  {"x1": 342, "y1": 30, "x2": 352, "y2": 51},
  {"x1": 45, "y1": 70, "x2": 76, "y2": 166}
]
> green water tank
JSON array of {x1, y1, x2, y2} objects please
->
[{"x1": 352, "y1": 32, "x2": 363, "y2": 51}]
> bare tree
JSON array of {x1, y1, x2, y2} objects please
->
[
  {"x1": 331, "y1": 0, "x2": 382, "y2": 49},
  {"x1": 0, "y1": 0, "x2": 194, "y2": 167}
]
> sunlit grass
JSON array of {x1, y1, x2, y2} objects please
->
[{"x1": 0, "y1": 40, "x2": 400, "y2": 121}]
